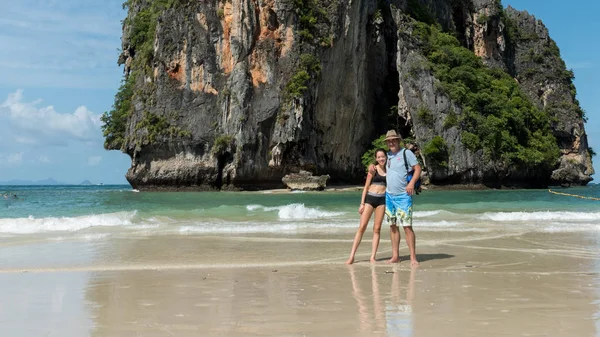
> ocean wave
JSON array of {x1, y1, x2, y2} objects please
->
[
  {"x1": 0, "y1": 211, "x2": 138, "y2": 234},
  {"x1": 479, "y1": 211, "x2": 600, "y2": 222},
  {"x1": 417, "y1": 220, "x2": 459, "y2": 227},
  {"x1": 246, "y1": 203, "x2": 344, "y2": 220},
  {"x1": 413, "y1": 210, "x2": 442, "y2": 218},
  {"x1": 178, "y1": 221, "x2": 357, "y2": 234},
  {"x1": 540, "y1": 223, "x2": 600, "y2": 233}
]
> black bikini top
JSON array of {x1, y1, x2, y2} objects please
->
[{"x1": 371, "y1": 168, "x2": 386, "y2": 186}]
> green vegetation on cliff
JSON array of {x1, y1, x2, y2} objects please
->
[
  {"x1": 293, "y1": 0, "x2": 329, "y2": 43},
  {"x1": 211, "y1": 135, "x2": 234, "y2": 156},
  {"x1": 135, "y1": 111, "x2": 190, "y2": 145},
  {"x1": 412, "y1": 21, "x2": 560, "y2": 171},
  {"x1": 285, "y1": 0, "x2": 332, "y2": 103},
  {"x1": 123, "y1": 0, "x2": 180, "y2": 68},
  {"x1": 285, "y1": 54, "x2": 322, "y2": 100},
  {"x1": 101, "y1": 74, "x2": 135, "y2": 150},
  {"x1": 423, "y1": 136, "x2": 449, "y2": 168},
  {"x1": 101, "y1": 0, "x2": 182, "y2": 150}
]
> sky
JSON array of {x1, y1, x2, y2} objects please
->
[
  {"x1": 0, "y1": 0, "x2": 597, "y2": 185},
  {"x1": 0, "y1": 0, "x2": 129, "y2": 184}
]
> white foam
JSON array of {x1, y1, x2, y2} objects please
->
[
  {"x1": 79, "y1": 233, "x2": 112, "y2": 241},
  {"x1": 178, "y1": 220, "x2": 357, "y2": 234},
  {"x1": 246, "y1": 204, "x2": 263, "y2": 211},
  {"x1": 179, "y1": 223, "x2": 297, "y2": 234},
  {"x1": 0, "y1": 211, "x2": 138, "y2": 234},
  {"x1": 246, "y1": 203, "x2": 344, "y2": 220},
  {"x1": 278, "y1": 203, "x2": 344, "y2": 220},
  {"x1": 480, "y1": 211, "x2": 600, "y2": 222},
  {"x1": 417, "y1": 220, "x2": 459, "y2": 227},
  {"x1": 541, "y1": 223, "x2": 600, "y2": 233},
  {"x1": 413, "y1": 210, "x2": 442, "y2": 218}
]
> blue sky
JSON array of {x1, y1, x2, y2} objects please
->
[
  {"x1": 0, "y1": 0, "x2": 129, "y2": 184},
  {"x1": 0, "y1": 0, "x2": 597, "y2": 185}
]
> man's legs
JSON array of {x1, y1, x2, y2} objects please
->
[
  {"x1": 389, "y1": 224, "x2": 401, "y2": 263},
  {"x1": 385, "y1": 192, "x2": 401, "y2": 263},
  {"x1": 403, "y1": 226, "x2": 419, "y2": 266}
]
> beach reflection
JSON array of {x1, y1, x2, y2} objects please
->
[
  {"x1": 348, "y1": 266, "x2": 415, "y2": 337},
  {"x1": 78, "y1": 234, "x2": 600, "y2": 336}
]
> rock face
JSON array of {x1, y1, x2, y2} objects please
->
[
  {"x1": 282, "y1": 170, "x2": 330, "y2": 190},
  {"x1": 105, "y1": 0, "x2": 593, "y2": 190}
]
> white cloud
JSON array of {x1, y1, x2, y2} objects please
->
[
  {"x1": 8, "y1": 152, "x2": 23, "y2": 164},
  {"x1": 0, "y1": 152, "x2": 24, "y2": 166},
  {"x1": 38, "y1": 156, "x2": 50, "y2": 164},
  {"x1": 15, "y1": 136, "x2": 36, "y2": 145},
  {"x1": 87, "y1": 156, "x2": 102, "y2": 166},
  {"x1": 0, "y1": 90, "x2": 102, "y2": 144}
]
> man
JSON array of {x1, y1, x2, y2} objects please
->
[{"x1": 371, "y1": 130, "x2": 421, "y2": 266}]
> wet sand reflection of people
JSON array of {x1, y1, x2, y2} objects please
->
[
  {"x1": 348, "y1": 266, "x2": 416, "y2": 336},
  {"x1": 386, "y1": 268, "x2": 415, "y2": 336},
  {"x1": 348, "y1": 266, "x2": 386, "y2": 334}
]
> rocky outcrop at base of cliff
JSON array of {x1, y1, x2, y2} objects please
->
[
  {"x1": 103, "y1": 0, "x2": 593, "y2": 190},
  {"x1": 282, "y1": 170, "x2": 329, "y2": 190}
]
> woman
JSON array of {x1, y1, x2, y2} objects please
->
[{"x1": 346, "y1": 148, "x2": 387, "y2": 264}]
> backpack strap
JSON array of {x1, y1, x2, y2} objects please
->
[{"x1": 402, "y1": 149, "x2": 410, "y2": 172}]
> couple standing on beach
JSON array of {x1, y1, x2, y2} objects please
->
[{"x1": 346, "y1": 130, "x2": 421, "y2": 266}]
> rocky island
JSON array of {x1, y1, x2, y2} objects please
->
[{"x1": 101, "y1": 0, "x2": 594, "y2": 190}]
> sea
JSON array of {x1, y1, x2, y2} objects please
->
[{"x1": 1, "y1": 184, "x2": 600, "y2": 241}]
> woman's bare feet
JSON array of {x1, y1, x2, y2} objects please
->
[
  {"x1": 387, "y1": 257, "x2": 400, "y2": 263},
  {"x1": 345, "y1": 257, "x2": 355, "y2": 265},
  {"x1": 370, "y1": 257, "x2": 377, "y2": 263},
  {"x1": 410, "y1": 259, "x2": 419, "y2": 267}
]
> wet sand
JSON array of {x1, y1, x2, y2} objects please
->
[{"x1": 0, "y1": 230, "x2": 598, "y2": 336}]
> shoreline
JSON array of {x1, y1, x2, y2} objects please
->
[
  {"x1": 111, "y1": 182, "x2": 591, "y2": 193},
  {"x1": 127, "y1": 183, "x2": 505, "y2": 193}
]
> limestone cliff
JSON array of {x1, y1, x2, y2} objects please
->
[{"x1": 103, "y1": 0, "x2": 593, "y2": 190}]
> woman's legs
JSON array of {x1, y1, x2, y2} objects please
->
[
  {"x1": 345, "y1": 204, "x2": 375, "y2": 264},
  {"x1": 370, "y1": 205, "x2": 385, "y2": 262}
]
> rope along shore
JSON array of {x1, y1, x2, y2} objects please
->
[{"x1": 548, "y1": 189, "x2": 600, "y2": 201}]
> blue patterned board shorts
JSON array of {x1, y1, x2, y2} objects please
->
[{"x1": 385, "y1": 192, "x2": 413, "y2": 227}]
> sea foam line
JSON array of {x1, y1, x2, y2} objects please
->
[
  {"x1": 246, "y1": 203, "x2": 344, "y2": 219},
  {"x1": 480, "y1": 211, "x2": 600, "y2": 222},
  {"x1": 0, "y1": 211, "x2": 138, "y2": 234}
]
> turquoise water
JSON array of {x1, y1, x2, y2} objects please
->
[{"x1": 1, "y1": 185, "x2": 600, "y2": 237}]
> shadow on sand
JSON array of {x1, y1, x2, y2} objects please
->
[
  {"x1": 373, "y1": 253, "x2": 454, "y2": 263},
  {"x1": 402, "y1": 253, "x2": 454, "y2": 262}
]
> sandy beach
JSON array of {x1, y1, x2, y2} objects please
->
[{"x1": 0, "y1": 228, "x2": 597, "y2": 337}]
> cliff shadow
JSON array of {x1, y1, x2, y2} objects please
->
[{"x1": 215, "y1": 152, "x2": 234, "y2": 189}]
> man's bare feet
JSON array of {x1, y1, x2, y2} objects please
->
[
  {"x1": 410, "y1": 259, "x2": 419, "y2": 267},
  {"x1": 387, "y1": 258, "x2": 399, "y2": 263},
  {"x1": 370, "y1": 257, "x2": 377, "y2": 263},
  {"x1": 345, "y1": 258, "x2": 355, "y2": 265}
]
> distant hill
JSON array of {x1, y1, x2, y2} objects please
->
[{"x1": 80, "y1": 180, "x2": 93, "y2": 185}]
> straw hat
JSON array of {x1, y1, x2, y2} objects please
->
[{"x1": 384, "y1": 130, "x2": 401, "y2": 141}]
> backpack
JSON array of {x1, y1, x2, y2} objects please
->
[{"x1": 403, "y1": 149, "x2": 422, "y2": 195}]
